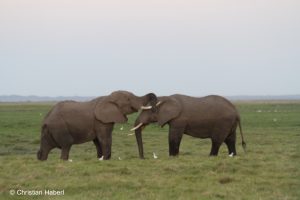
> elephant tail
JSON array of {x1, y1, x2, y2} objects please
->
[{"x1": 237, "y1": 117, "x2": 246, "y2": 153}]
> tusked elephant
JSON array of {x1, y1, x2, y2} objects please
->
[
  {"x1": 131, "y1": 94, "x2": 246, "y2": 159},
  {"x1": 37, "y1": 91, "x2": 157, "y2": 161}
]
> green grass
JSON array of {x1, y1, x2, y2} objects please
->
[{"x1": 0, "y1": 102, "x2": 300, "y2": 199}]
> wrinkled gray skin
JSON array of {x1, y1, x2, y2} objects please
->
[
  {"x1": 37, "y1": 91, "x2": 157, "y2": 161},
  {"x1": 134, "y1": 94, "x2": 246, "y2": 159}
]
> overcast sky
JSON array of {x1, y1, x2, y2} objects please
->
[{"x1": 0, "y1": 0, "x2": 299, "y2": 97}]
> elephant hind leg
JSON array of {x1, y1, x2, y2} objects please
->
[
  {"x1": 93, "y1": 139, "x2": 102, "y2": 158},
  {"x1": 225, "y1": 131, "x2": 237, "y2": 156},
  {"x1": 209, "y1": 140, "x2": 222, "y2": 156},
  {"x1": 210, "y1": 121, "x2": 233, "y2": 156},
  {"x1": 60, "y1": 145, "x2": 72, "y2": 160}
]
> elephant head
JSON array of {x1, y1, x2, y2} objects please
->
[
  {"x1": 94, "y1": 91, "x2": 158, "y2": 124},
  {"x1": 131, "y1": 96, "x2": 182, "y2": 159}
]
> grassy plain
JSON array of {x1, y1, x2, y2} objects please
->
[{"x1": 0, "y1": 101, "x2": 299, "y2": 199}]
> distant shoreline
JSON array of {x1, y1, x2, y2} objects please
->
[{"x1": 0, "y1": 95, "x2": 300, "y2": 103}]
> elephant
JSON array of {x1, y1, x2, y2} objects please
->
[
  {"x1": 131, "y1": 94, "x2": 246, "y2": 159},
  {"x1": 37, "y1": 91, "x2": 157, "y2": 161}
]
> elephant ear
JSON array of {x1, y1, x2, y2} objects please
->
[
  {"x1": 157, "y1": 98, "x2": 181, "y2": 127},
  {"x1": 94, "y1": 101, "x2": 127, "y2": 123}
]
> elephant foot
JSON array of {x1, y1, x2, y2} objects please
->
[
  {"x1": 98, "y1": 156, "x2": 111, "y2": 161},
  {"x1": 229, "y1": 152, "x2": 237, "y2": 157}
]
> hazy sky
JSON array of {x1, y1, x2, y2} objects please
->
[{"x1": 0, "y1": 0, "x2": 299, "y2": 96}]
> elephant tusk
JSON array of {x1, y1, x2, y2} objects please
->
[
  {"x1": 130, "y1": 123, "x2": 143, "y2": 131},
  {"x1": 156, "y1": 101, "x2": 162, "y2": 106},
  {"x1": 140, "y1": 105, "x2": 152, "y2": 110}
]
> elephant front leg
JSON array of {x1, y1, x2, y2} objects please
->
[
  {"x1": 168, "y1": 127, "x2": 184, "y2": 156},
  {"x1": 95, "y1": 125, "x2": 113, "y2": 160},
  {"x1": 100, "y1": 137, "x2": 112, "y2": 160},
  {"x1": 93, "y1": 139, "x2": 103, "y2": 158}
]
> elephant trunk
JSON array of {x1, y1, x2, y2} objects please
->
[
  {"x1": 131, "y1": 93, "x2": 157, "y2": 112},
  {"x1": 37, "y1": 125, "x2": 53, "y2": 161},
  {"x1": 37, "y1": 148, "x2": 48, "y2": 161},
  {"x1": 140, "y1": 93, "x2": 158, "y2": 107},
  {"x1": 37, "y1": 129, "x2": 46, "y2": 161},
  {"x1": 37, "y1": 149, "x2": 42, "y2": 160},
  {"x1": 134, "y1": 119, "x2": 145, "y2": 159}
]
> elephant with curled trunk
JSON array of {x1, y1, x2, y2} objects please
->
[
  {"x1": 131, "y1": 94, "x2": 246, "y2": 159},
  {"x1": 37, "y1": 91, "x2": 157, "y2": 161}
]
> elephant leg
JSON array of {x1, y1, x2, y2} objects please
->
[
  {"x1": 48, "y1": 121, "x2": 73, "y2": 160},
  {"x1": 168, "y1": 127, "x2": 184, "y2": 156},
  {"x1": 210, "y1": 140, "x2": 222, "y2": 156},
  {"x1": 225, "y1": 131, "x2": 237, "y2": 156},
  {"x1": 95, "y1": 124, "x2": 113, "y2": 160},
  {"x1": 60, "y1": 145, "x2": 71, "y2": 160},
  {"x1": 98, "y1": 134, "x2": 112, "y2": 160},
  {"x1": 93, "y1": 139, "x2": 103, "y2": 158},
  {"x1": 210, "y1": 123, "x2": 232, "y2": 156}
]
